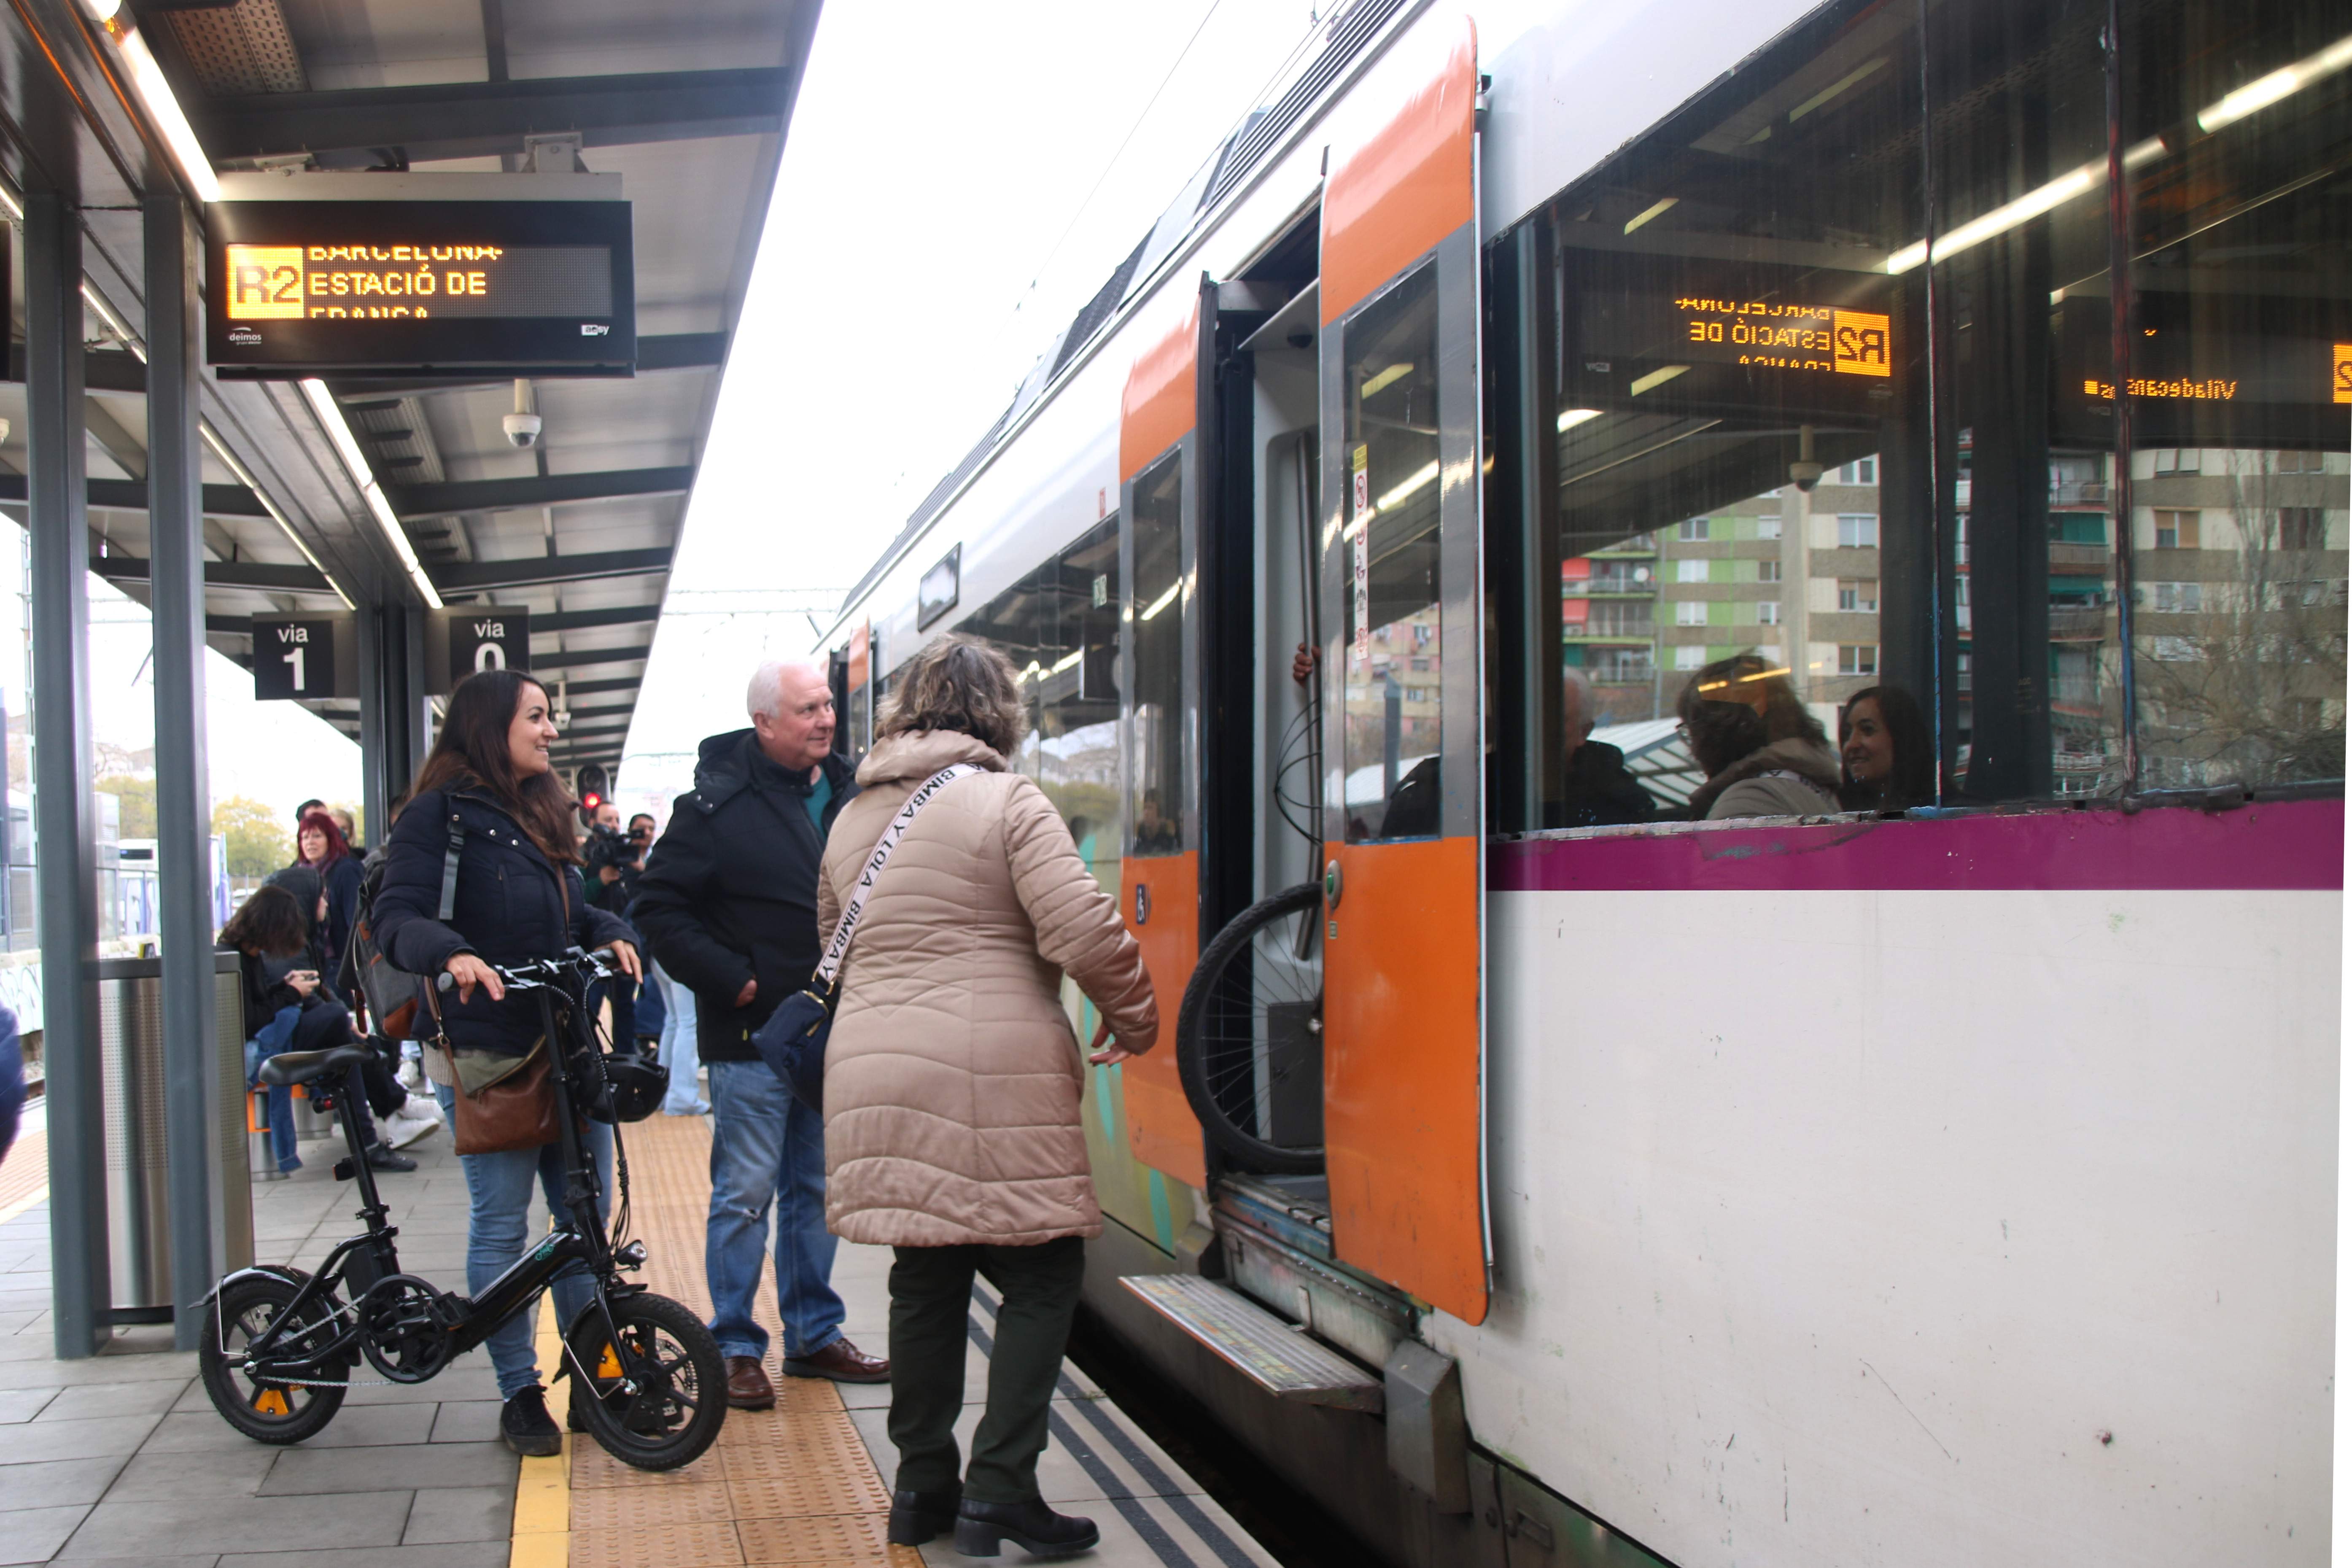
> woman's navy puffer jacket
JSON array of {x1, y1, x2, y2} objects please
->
[{"x1": 374, "y1": 786, "x2": 635, "y2": 1058}]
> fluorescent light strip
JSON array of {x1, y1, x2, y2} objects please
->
[
  {"x1": 1138, "y1": 582, "x2": 1180, "y2": 622},
  {"x1": 1623, "y1": 197, "x2": 1678, "y2": 235},
  {"x1": 1049, "y1": 648, "x2": 1084, "y2": 674},
  {"x1": 298, "y1": 378, "x2": 443, "y2": 609},
  {"x1": 103, "y1": 21, "x2": 220, "y2": 204},
  {"x1": 1557, "y1": 407, "x2": 1602, "y2": 433},
  {"x1": 1360, "y1": 362, "x2": 1414, "y2": 398},
  {"x1": 1629, "y1": 365, "x2": 1688, "y2": 396},
  {"x1": 1886, "y1": 135, "x2": 2173, "y2": 275},
  {"x1": 199, "y1": 419, "x2": 355, "y2": 609},
  {"x1": 2199, "y1": 32, "x2": 2352, "y2": 132},
  {"x1": 1377, "y1": 460, "x2": 1440, "y2": 512},
  {"x1": 79, "y1": 283, "x2": 146, "y2": 363}
]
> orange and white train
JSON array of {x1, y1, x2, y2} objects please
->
[{"x1": 825, "y1": 1, "x2": 2349, "y2": 1563}]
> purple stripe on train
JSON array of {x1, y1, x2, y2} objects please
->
[{"x1": 1488, "y1": 798, "x2": 2344, "y2": 893}]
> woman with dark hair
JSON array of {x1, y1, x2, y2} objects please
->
[
  {"x1": 819, "y1": 634, "x2": 1157, "y2": 1558},
  {"x1": 1676, "y1": 652, "x2": 1843, "y2": 820},
  {"x1": 290, "y1": 807, "x2": 363, "y2": 984},
  {"x1": 372, "y1": 668, "x2": 641, "y2": 1457},
  {"x1": 1838, "y1": 685, "x2": 1934, "y2": 811},
  {"x1": 222, "y1": 884, "x2": 412, "y2": 1177}
]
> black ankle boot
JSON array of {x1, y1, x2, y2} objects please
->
[
  {"x1": 953, "y1": 1498, "x2": 1100, "y2": 1559},
  {"x1": 886, "y1": 1484, "x2": 962, "y2": 1546}
]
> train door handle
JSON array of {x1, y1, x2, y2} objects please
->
[{"x1": 1323, "y1": 859, "x2": 1342, "y2": 910}]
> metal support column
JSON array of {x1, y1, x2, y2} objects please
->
[
  {"x1": 357, "y1": 606, "x2": 389, "y2": 843},
  {"x1": 27, "y1": 191, "x2": 104, "y2": 1357},
  {"x1": 146, "y1": 192, "x2": 218, "y2": 1350}
]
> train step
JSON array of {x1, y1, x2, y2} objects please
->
[{"x1": 1119, "y1": 1274, "x2": 1384, "y2": 1412}]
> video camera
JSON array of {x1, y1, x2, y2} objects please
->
[{"x1": 583, "y1": 823, "x2": 635, "y2": 873}]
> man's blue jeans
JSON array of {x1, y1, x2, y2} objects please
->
[
  {"x1": 654, "y1": 965, "x2": 704, "y2": 1115},
  {"x1": 706, "y1": 1058, "x2": 842, "y2": 1362},
  {"x1": 432, "y1": 1083, "x2": 612, "y2": 1399}
]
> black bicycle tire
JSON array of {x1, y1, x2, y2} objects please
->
[
  {"x1": 566, "y1": 1292, "x2": 727, "y2": 1470},
  {"x1": 1175, "y1": 882, "x2": 1326, "y2": 1175},
  {"x1": 199, "y1": 1270, "x2": 350, "y2": 1445}
]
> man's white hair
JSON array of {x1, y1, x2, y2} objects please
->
[
  {"x1": 1562, "y1": 665, "x2": 1597, "y2": 736},
  {"x1": 747, "y1": 657, "x2": 828, "y2": 721}
]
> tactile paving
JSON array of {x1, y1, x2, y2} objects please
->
[
  {"x1": 736, "y1": 1511, "x2": 896, "y2": 1563},
  {"x1": 570, "y1": 1518, "x2": 746, "y2": 1568},
  {"x1": 727, "y1": 1467, "x2": 893, "y2": 1520},
  {"x1": 571, "y1": 1477, "x2": 731, "y2": 1528}
]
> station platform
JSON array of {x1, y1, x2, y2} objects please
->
[{"x1": 0, "y1": 1099, "x2": 1282, "y2": 1568}]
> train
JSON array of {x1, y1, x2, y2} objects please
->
[{"x1": 821, "y1": 1, "x2": 2349, "y2": 1563}]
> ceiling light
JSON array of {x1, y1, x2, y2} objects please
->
[
  {"x1": 199, "y1": 419, "x2": 356, "y2": 610},
  {"x1": 1360, "y1": 363, "x2": 1414, "y2": 398},
  {"x1": 98, "y1": 22, "x2": 220, "y2": 204},
  {"x1": 299, "y1": 378, "x2": 443, "y2": 609},
  {"x1": 1885, "y1": 137, "x2": 2166, "y2": 275},
  {"x1": 1623, "y1": 197, "x2": 1678, "y2": 235},
  {"x1": 80, "y1": 283, "x2": 146, "y2": 363},
  {"x1": 2198, "y1": 32, "x2": 2352, "y2": 133},
  {"x1": 1557, "y1": 407, "x2": 1602, "y2": 432},
  {"x1": 1377, "y1": 460, "x2": 1440, "y2": 511},
  {"x1": 1139, "y1": 582, "x2": 1180, "y2": 622},
  {"x1": 1629, "y1": 365, "x2": 1688, "y2": 396}
]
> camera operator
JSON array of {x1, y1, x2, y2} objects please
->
[{"x1": 582, "y1": 801, "x2": 643, "y2": 916}]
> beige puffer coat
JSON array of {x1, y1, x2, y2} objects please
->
[{"x1": 816, "y1": 729, "x2": 1157, "y2": 1247}]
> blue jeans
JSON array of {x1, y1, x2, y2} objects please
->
[
  {"x1": 655, "y1": 965, "x2": 704, "y2": 1115},
  {"x1": 706, "y1": 1058, "x2": 842, "y2": 1361},
  {"x1": 432, "y1": 1082, "x2": 612, "y2": 1399}
]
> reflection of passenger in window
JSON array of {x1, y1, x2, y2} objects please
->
[
  {"x1": 1548, "y1": 667, "x2": 1654, "y2": 830},
  {"x1": 1837, "y1": 686, "x2": 1933, "y2": 813},
  {"x1": 1132, "y1": 792, "x2": 1178, "y2": 855},
  {"x1": 1676, "y1": 653, "x2": 1841, "y2": 821}
]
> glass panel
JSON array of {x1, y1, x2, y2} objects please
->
[
  {"x1": 1340, "y1": 262, "x2": 1444, "y2": 841},
  {"x1": 1925, "y1": 1, "x2": 2122, "y2": 801},
  {"x1": 1128, "y1": 455, "x2": 1186, "y2": 854},
  {"x1": 960, "y1": 564, "x2": 1049, "y2": 779},
  {"x1": 1543, "y1": 3, "x2": 1929, "y2": 822},
  {"x1": 1042, "y1": 517, "x2": 1123, "y2": 892},
  {"x1": 2122, "y1": 1, "x2": 2351, "y2": 790}
]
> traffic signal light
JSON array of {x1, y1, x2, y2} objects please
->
[{"x1": 576, "y1": 763, "x2": 610, "y2": 825}]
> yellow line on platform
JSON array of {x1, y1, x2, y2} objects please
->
[{"x1": 510, "y1": 1291, "x2": 571, "y2": 1568}]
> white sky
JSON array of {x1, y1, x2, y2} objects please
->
[{"x1": 618, "y1": 0, "x2": 1340, "y2": 810}]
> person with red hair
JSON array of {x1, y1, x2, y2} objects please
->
[{"x1": 289, "y1": 807, "x2": 362, "y2": 984}]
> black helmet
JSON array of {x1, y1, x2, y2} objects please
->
[{"x1": 595, "y1": 1041, "x2": 668, "y2": 1123}]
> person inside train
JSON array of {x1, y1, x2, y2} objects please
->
[
  {"x1": 1547, "y1": 666, "x2": 1654, "y2": 830},
  {"x1": 1676, "y1": 652, "x2": 1842, "y2": 821},
  {"x1": 1132, "y1": 789, "x2": 1179, "y2": 854},
  {"x1": 816, "y1": 634, "x2": 1156, "y2": 1560},
  {"x1": 1837, "y1": 685, "x2": 1934, "y2": 813}
]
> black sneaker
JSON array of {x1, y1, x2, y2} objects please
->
[
  {"x1": 364, "y1": 1143, "x2": 418, "y2": 1173},
  {"x1": 888, "y1": 1484, "x2": 962, "y2": 1546},
  {"x1": 953, "y1": 1498, "x2": 1099, "y2": 1559},
  {"x1": 500, "y1": 1385, "x2": 563, "y2": 1458}
]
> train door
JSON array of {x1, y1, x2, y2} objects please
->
[
  {"x1": 1315, "y1": 19, "x2": 1488, "y2": 1325},
  {"x1": 1118, "y1": 304, "x2": 1210, "y2": 1190}
]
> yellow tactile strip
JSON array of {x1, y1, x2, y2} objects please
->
[{"x1": 553, "y1": 1110, "x2": 922, "y2": 1568}]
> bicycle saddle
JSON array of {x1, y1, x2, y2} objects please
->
[{"x1": 259, "y1": 1044, "x2": 372, "y2": 1088}]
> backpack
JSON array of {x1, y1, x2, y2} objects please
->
[{"x1": 341, "y1": 810, "x2": 464, "y2": 1039}]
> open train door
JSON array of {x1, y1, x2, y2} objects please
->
[
  {"x1": 1316, "y1": 18, "x2": 1487, "y2": 1324},
  {"x1": 1118, "y1": 302, "x2": 1209, "y2": 1190}
]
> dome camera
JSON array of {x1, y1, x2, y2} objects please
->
[
  {"x1": 502, "y1": 412, "x2": 543, "y2": 450},
  {"x1": 1788, "y1": 422, "x2": 1821, "y2": 493}
]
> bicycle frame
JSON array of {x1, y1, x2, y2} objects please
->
[{"x1": 236, "y1": 952, "x2": 641, "y2": 1385}]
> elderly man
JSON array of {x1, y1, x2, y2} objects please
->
[
  {"x1": 1549, "y1": 666, "x2": 1655, "y2": 829},
  {"x1": 633, "y1": 658, "x2": 886, "y2": 1407}
]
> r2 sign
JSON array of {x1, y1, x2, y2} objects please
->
[
  {"x1": 448, "y1": 610, "x2": 530, "y2": 682},
  {"x1": 251, "y1": 617, "x2": 339, "y2": 700}
]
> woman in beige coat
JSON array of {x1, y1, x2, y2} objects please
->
[{"x1": 817, "y1": 635, "x2": 1156, "y2": 1560}]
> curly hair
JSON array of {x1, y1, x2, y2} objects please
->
[
  {"x1": 877, "y1": 634, "x2": 1028, "y2": 758},
  {"x1": 220, "y1": 883, "x2": 310, "y2": 959},
  {"x1": 1675, "y1": 651, "x2": 1825, "y2": 777}
]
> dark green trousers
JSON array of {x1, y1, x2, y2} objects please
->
[{"x1": 887, "y1": 1236, "x2": 1086, "y2": 1504}]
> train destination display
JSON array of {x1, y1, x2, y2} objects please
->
[{"x1": 207, "y1": 200, "x2": 634, "y2": 378}]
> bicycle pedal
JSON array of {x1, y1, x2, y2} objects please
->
[{"x1": 333, "y1": 1157, "x2": 356, "y2": 1182}]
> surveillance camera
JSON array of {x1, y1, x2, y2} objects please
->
[
  {"x1": 502, "y1": 412, "x2": 543, "y2": 450},
  {"x1": 1789, "y1": 460, "x2": 1823, "y2": 493}
]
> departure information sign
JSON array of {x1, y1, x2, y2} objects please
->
[
  {"x1": 207, "y1": 200, "x2": 634, "y2": 379},
  {"x1": 1664, "y1": 295, "x2": 1891, "y2": 378}
]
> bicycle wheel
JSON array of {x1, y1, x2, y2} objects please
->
[
  {"x1": 198, "y1": 1269, "x2": 350, "y2": 1444},
  {"x1": 566, "y1": 1292, "x2": 726, "y2": 1470},
  {"x1": 1175, "y1": 882, "x2": 1325, "y2": 1175}
]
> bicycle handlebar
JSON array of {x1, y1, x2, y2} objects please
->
[{"x1": 436, "y1": 946, "x2": 620, "y2": 994}]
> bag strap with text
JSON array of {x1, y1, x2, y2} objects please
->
[{"x1": 814, "y1": 764, "x2": 974, "y2": 990}]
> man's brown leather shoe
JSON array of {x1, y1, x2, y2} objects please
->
[
  {"x1": 724, "y1": 1355, "x2": 776, "y2": 1409},
  {"x1": 783, "y1": 1337, "x2": 890, "y2": 1383}
]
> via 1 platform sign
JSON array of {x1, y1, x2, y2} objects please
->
[
  {"x1": 206, "y1": 200, "x2": 635, "y2": 380},
  {"x1": 251, "y1": 616, "x2": 342, "y2": 700}
]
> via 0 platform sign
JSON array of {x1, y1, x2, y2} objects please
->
[
  {"x1": 425, "y1": 608, "x2": 531, "y2": 695},
  {"x1": 206, "y1": 199, "x2": 635, "y2": 380},
  {"x1": 251, "y1": 615, "x2": 353, "y2": 700}
]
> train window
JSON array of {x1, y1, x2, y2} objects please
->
[
  {"x1": 1340, "y1": 262, "x2": 1444, "y2": 841},
  {"x1": 2120, "y1": 1, "x2": 2350, "y2": 792},
  {"x1": 1530, "y1": 0, "x2": 1929, "y2": 821},
  {"x1": 1040, "y1": 516, "x2": 1122, "y2": 889},
  {"x1": 1129, "y1": 455, "x2": 1186, "y2": 855}
]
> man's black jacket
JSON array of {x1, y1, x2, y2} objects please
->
[
  {"x1": 1544, "y1": 740, "x2": 1656, "y2": 830},
  {"x1": 631, "y1": 730, "x2": 859, "y2": 1064}
]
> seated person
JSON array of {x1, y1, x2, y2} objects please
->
[
  {"x1": 1837, "y1": 685, "x2": 1933, "y2": 811},
  {"x1": 1547, "y1": 667, "x2": 1654, "y2": 830},
  {"x1": 1677, "y1": 652, "x2": 1842, "y2": 820}
]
